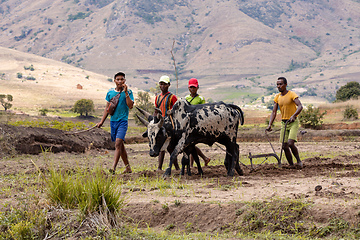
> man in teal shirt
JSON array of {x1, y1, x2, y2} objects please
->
[
  {"x1": 185, "y1": 78, "x2": 210, "y2": 167},
  {"x1": 97, "y1": 72, "x2": 134, "y2": 174}
]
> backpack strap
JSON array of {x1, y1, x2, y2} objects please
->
[
  {"x1": 164, "y1": 93, "x2": 173, "y2": 117},
  {"x1": 156, "y1": 92, "x2": 170, "y2": 108},
  {"x1": 156, "y1": 92, "x2": 173, "y2": 116},
  {"x1": 188, "y1": 94, "x2": 198, "y2": 104}
]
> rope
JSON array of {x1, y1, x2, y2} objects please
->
[
  {"x1": 169, "y1": 114, "x2": 175, "y2": 129},
  {"x1": 213, "y1": 142, "x2": 250, "y2": 169},
  {"x1": 64, "y1": 125, "x2": 97, "y2": 135}
]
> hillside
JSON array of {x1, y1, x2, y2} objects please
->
[
  {"x1": 1, "y1": 0, "x2": 360, "y2": 104},
  {"x1": 0, "y1": 46, "x2": 140, "y2": 113}
]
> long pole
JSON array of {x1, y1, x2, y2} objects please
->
[{"x1": 170, "y1": 40, "x2": 178, "y2": 96}]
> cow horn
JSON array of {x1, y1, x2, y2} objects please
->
[
  {"x1": 136, "y1": 114, "x2": 149, "y2": 127},
  {"x1": 157, "y1": 114, "x2": 164, "y2": 128},
  {"x1": 154, "y1": 107, "x2": 163, "y2": 116},
  {"x1": 136, "y1": 107, "x2": 152, "y2": 120},
  {"x1": 154, "y1": 108, "x2": 164, "y2": 128}
]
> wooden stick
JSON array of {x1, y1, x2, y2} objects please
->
[
  {"x1": 170, "y1": 39, "x2": 179, "y2": 96},
  {"x1": 64, "y1": 125, "x2": 97, "y2": 135}
]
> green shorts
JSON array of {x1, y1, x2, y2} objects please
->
[{"x1": 280, "y1": 119, "x2": 299, "y2": 143}]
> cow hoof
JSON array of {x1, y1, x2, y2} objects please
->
[
  {"x1": 163, "y1": 168, "x2": 171, "y2": 177},
  {"x1": 227, "y1": 170, "x2": 235, "y2": 177},
  {"x1": 236, "y1": 169, "x2": 244, "y2": 176}
]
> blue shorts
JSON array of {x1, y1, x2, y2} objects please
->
[{"x1": 110, "y1": 120, "x2": 128, "y2": 142}]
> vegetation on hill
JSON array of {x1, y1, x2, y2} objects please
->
[
  {"x1": 0, "y1": 94, "x2": 13, "y2": 111},
  {"x1": 72, "y1": 99, "x2": 95, "y2": 117},
  {"x1": 0, "y1": 0, "x2": 360, "y2": 104},
  {"x1": 335, "y1": 81, "x2": 360, "y2": 102}
]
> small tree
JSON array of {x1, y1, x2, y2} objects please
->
[
  {"x1": 149, "y1": 84, "x2": 160, "y2": 95},
  {"x1": 343, "y1": 105, "x2": 358, "y2": 120},
  {"x1": 39, "y1": 108, "x2": 49, "y2": 116},
  {"x1": 0, "y1": 94, "x2": 13, "y2": 111},
  {"x1": 72, "y1": 99, "x2": 94, "y2": 116},
  {"x1": 299, "y1": 104, "x2": 326, "y2": 129},
  {"x1": 335, "y1": 81, "x2": 360, "y2": 102},
  {"x1": 133, "y1": 91, "x2": 154, "y2": 125},
  {"x1": 266, "y1": 97, "x2": 275, "y2": 110}
]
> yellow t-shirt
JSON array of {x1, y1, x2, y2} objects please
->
[{"x1": 274, "y1": 90, "x2": 299, "y2": 120}]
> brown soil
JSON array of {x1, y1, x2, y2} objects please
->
[
  {"x1": 2, "y1": 123, "x2": 360, "y2": 237},
  {"x1": 118, "y1": 151, "x2": 360, "y2": 232},
  {"x1": 0, "y1": 123, "x2": 114, "y2": 155},
  {"x1": 3, "y1": 121, "x2": 360, "y2": 155}
]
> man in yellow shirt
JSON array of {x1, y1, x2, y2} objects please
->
[{"x1": 266, "y1": 77, "x2": 303, "y2": 167}]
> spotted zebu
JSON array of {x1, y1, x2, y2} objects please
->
[{"x1": 137, "y1": 99, "x2": 245, "y2": 177}]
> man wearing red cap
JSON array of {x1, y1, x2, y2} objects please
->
[{"x1": 185, "y1": 78, "x2": 211, "y2": 167}]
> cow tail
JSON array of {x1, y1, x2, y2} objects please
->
[{"x1": 229, "y1": 104, "x2": 244, "y2": 126}]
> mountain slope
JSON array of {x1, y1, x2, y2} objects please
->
[
  {"x1": 0, "y1": 0, "x2": 360, "y2": 104},
  {"x1": 0, "y1": 46, "x2": 140, "y2": 112}
]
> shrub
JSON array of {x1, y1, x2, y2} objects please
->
[
  {"x1": 133, "y1": 91, "x2": 154, "y2": 125},
  {"x1": 39, "y1": 108, "x2": 48, "y2": 116},
  {"x1": 343, "y1": 105, "x2": 358, "y2": 120},
  {"x1": 26, "y1": 76, "x2": 36, "y2": 80},
  {"x1": 299, "y1": 104, "x2": 326, "y2": 129},
  {"x1": 335, "y1": 81, "x2": 360, "y2": 102},
  {"x1": 24, "y1": 64, "x2": 35, "y2": 71},
  {"x1": 265, "y1": 96, "x2": 275, "y2": 110},
  {"x1": 68, "y1": 12, "x2": 91, "y2": 21},
  {"x1": 72, "y1": 99, "x2": 94, "y2": 116},
  {"x1": 0, "y1": 94, "x2": 13, "y2": 111},
  {"x1": 17, "y1": 72, "x2": 23, "y2": 78}
]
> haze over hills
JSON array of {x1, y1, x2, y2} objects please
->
[{"x1": 1, "y1": 0, "x2": 360, "y2": 105}]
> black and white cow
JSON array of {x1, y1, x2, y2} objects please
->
[{"x1": 137, "y1": 99, "x2": 245, "y2": 177}]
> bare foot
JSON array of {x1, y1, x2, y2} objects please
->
[
  {"x1": 296, "y1": 161, "x2": 303, "y2": 168},
  {"x1": 204, "y1": 157, "x2": 211, "y2": 166},
  {"x1": 122, "y1": 165, "x2": 132, "y2": 174}
]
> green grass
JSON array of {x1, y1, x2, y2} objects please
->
[
  {"x1": 7, "y1": 119, "x2": 95, "y2": 131},
  {"x1": 46, "y1": 166, "x2": 125, "y2": 215}
]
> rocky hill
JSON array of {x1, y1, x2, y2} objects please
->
[{"x1": 1, "y1": 0, "x2": 360, "y2": 104}]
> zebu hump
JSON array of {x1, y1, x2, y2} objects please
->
[{"x1": 228, "y1": 104, "x2": 244, "y2": 125}]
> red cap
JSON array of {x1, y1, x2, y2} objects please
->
[{"x1": 188, "y1": 78, "x2": 198, "y2": 87}]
